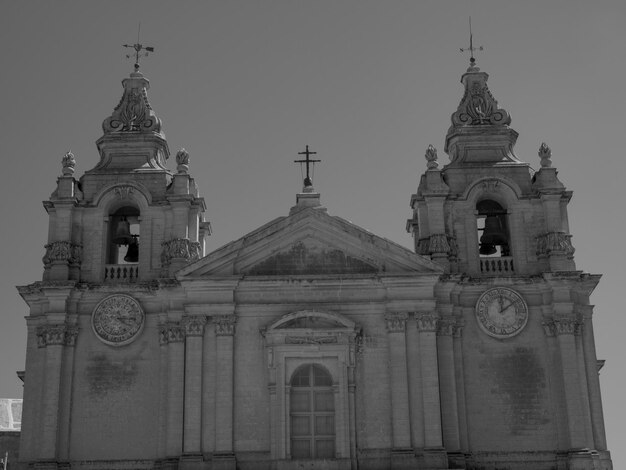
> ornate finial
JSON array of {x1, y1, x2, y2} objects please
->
[
  {"x1": 62, "y1": 150, "x2": 76, "y2": 176},
  {"x1": 425, "y1": 145, "x2": 439, "y2": 170},
  {"x1": 123, "y1": 24, "x2": 154, "y2": 73},
  {"x1": 460, "y1": 17, "x2": 483, "y2": 71},
  {"x1": 538, "y1": 142, "x2": 552, "y2": 168},
  {"x1": 294, "y1": 145, "x2": 321, "y2": 188},
  {"x1": 176, "y1": 148, "x2": 190, "y2": 174}
]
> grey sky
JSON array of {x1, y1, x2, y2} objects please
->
[{"x1": 1, "y1": 0, "x2": 624, "y2": 465}]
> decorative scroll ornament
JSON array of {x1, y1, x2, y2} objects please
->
[
  {"x1": 450, "y1": 73, "x2": 511, "y2": 128},
  {"x1": 385, "y1": 312, "x2": 408, "y2": 333},
  {"x1": 114, "y1": 185, "x2": 134, "y2": 200},
  {"x1": 536, "y1": 232, "x2": 575, "y2": 258},
  {"x1": 42, "y1": 241, "x2": 82, "y2": 267},
  {"x1": 176, "y1": 148, "x2": 190, "y2": 174},
  {"x1": 161, "y1": 238, "x2": 202, "y2": 267},
  {"x1": 182, "y1": 315, "x2": 207, "y2": 337},
  {"x1": 102, "y1": 73, "x2": 162, "y2": 134},
  {"x1": 61, "y1": 151, "x2": 76, "y2": 176},
  {"x1": 215, "y1": 315, "x2": 236, "y2": 336},
  {"x1": 159, "y1": 322, "x2": 185, "y2": 345},
  {"x1": 36, "y1": 324, "x2": 78, "y2": 348},
  {"x1": 91, "y1": 294, "x2": 145, "y2": 346},
  {"x1": 425, "y1": 145, "x2": 439, "y2": 170},
  {"x1": 481, "y1": 179, "x2": 500, "y2": 193},
  {"x1": 538, "y1": 142, "x2": 552, "y2": 168}
]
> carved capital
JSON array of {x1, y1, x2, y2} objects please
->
[
  {"x1": 536, "y1": 232, "x2": 575, "y2": 258},
  {"x1": 36, "y1": 324, "x2": 78, "y2": 347},
  {"x1": 437, "y1": 318, "x2": 456, "y2": 336},
  {"x1": 428, "y1": 233, "x2": 450, "y2": 254},
  {"x1": 161, "y1": 238, "x2": 202, "y2": 267},
  {"x1": 181, "y1": 315, "x2": 207, "y2": 337},
  {"x1": 385, "y1": 312, "x2": 408, "y2": 333},
  {"x1": 415, "y1": 313, "x2": 438, "y2": 332},
  {"x1": 159, "y1": 323, "x2": 185, "y2": 345},
  {"x1": 542, "y1": 321, "x2": 557, "y2": 337},
  {"x1": 214, "y1": 315, "x2": 236, "y2": 336},
  {"x1": 43, "y1": 241, "x2": 82, "y2": 267},
  {"x1": 552, "y1": 318, "x2": 582, "y2": 336}
]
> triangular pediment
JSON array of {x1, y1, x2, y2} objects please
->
[{"x1": 177, "y1": 207, "x2": 442, "y2": 278}]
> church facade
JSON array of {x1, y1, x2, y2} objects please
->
[{"x1": 17, "y1": 57, "x2": 612, "y2": 470}]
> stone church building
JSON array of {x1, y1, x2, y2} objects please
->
[{"x1": 17, "y1": 55, "x2": 612, "y2": 470}]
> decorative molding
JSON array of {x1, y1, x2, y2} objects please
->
[
  {"x1": 536, "y1": 232, "x2": 575, "y2": 258},
  {"x1": 36, "y1": 324, "x2": 78, "y2": 348},
  {"x1": 159, "y1": 323, "x2": 185, "y2": 345},
  {"x1": 385, "y1": 312, "x2": 408, "y2": 333},
  {"x1": 43, "y1": 241, "x2": 82, "y2": 267},
  {"x1": 542, "y1": 321, "x2": 556, "y2": 337},
  {"x1": 546, "y1": 318, "x2": 582, "y2": 336},
  {"x1": 161, "y1": 238, "x2": 202, "y2": 267},
  {"x1": 538, "y1": 142, "x2": 552, "y2": 168},
  {"x1": 428, "y1": 233, "x2": 450, "y2": 254},
  {"x1": 415, "y1": 313, "x2": 438, "y2": 332},
  {"x1": 416, "y1": 238, "x2": 431, "y2": 256},
  {"x1": 285, "y1": 335, "x2": 338, "y2": 344},
  {"x1": 214, "y1": 315, "x2": 236, "y2": 336},
  {"x1": 181, "y1": 315, "x2": 207, "y2": 337}
]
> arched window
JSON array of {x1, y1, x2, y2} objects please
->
[
  {"x1": 290, "y1": 364, "x2": 335, "y2": 460},
  {"x1": 476, "y1": 200, "x2": 510, "y2": 257},
  {"x1": 108, "y1": 206, "x2": 140, "y2": 264}
]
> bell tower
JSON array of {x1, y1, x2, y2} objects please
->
[
  {"x1": 41, "y1": 64, "x2": 210, "y2": 284},
  {"x1": 407, "y1": 57, "x2": 612, "y2": 469}
]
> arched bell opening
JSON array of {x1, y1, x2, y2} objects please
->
[
  {"x1": 108, "y1": 206, "x2": 140, "y2": 264},
  {"x1": 476, "y1": 200, "x2": 510, "y2": 258}
]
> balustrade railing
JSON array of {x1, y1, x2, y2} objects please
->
[
  {"x1": 104, "y1": 264, "x2": 139, "y2": 282},
  {"x1": 480, "y1": 256, "x2": 514, "y2": 275}
]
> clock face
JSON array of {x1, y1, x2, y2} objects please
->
[
  {"x1": 475, "y1": 287, "x2": 528, "y2": 338},
  {"x1": 92, "y1": 294, "x2": 144, "y2": 346}
]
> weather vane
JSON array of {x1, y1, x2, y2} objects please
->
[
  {"x1": 294, "y1": 145, "x2": 321, "y2": 187},
  {"x1": 459, "y1": 17, "x2": 483, "y2": 66},
  {"x1": 123, "y1": 23, "x2": 154, "y2": 72}
]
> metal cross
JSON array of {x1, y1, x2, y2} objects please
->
[
  {"x1": 123, "y1": 24, "x2": 154, "y2": 72},
  {"x1": 459, "y1": 17, "x2": 483, "y2": 66},
  {"x1": 294, "y1": 145, "x2": 321, "y2": 187}
]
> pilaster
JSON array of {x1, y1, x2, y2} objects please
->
[
  {"x1": 213, "y1": 315, "x2": 236, "y2": 468},
  {"x1": 182, "y1": 315, "x2": 207, "y2": 457},
  {"x1": 436, "y1": 318, "x2": 460, "y2": 452},
  {"x1": 160, "y1": 322, "x2": 186, "y2": 458}
]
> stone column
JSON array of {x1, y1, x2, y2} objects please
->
[
  {"x1": 553, "y1": 318, "x2": 588, "y2": 450},
  {"x1": 182, "y1": 316, "x2": 207, "y2": 458},
  {"x1": 35, "y1": 323, "x2": 78, "y2": 464},
  {"x1": 580, "y1": 310, "x2": 607, "y2": 451},
  {"x1": 436, "y1": 319, "x2": 460, "y2": 452},
  {"x1": 161, "y1": 322, "x2": 186, "y2": 458},
  {"x1": 406, "y1": 316, "x2": 424, "y2": 450},
  {"x1": 384, "y1": 312, "x2": 411, "y2": 450},
  {"x1": 415, "y1": 313, "x2": 443, "y2": 449},
  {"x1": 452, "y1": 322, "x2": 468, "y2": 451},
  {"x1": 214, "y1": 315, "x2": 236, "y2": 468}
]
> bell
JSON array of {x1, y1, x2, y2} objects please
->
[
  {"x1": 112, "y1": 217, "x2": 132, "y2": 246},
  {"x1": 123, "y1": 237, "x2": 139, "y2": 263},
  {"x1": 480, "y1": 215, "x2": 508, "y2": 254}
]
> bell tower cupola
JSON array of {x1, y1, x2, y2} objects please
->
[
  {"x1": 41, "y1": 59, "x2": 210, "y2": 284},
  {"x1": 409, "y1": 57, "x2": 576, "y2": 276}
]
